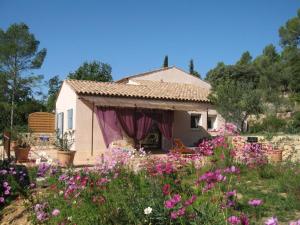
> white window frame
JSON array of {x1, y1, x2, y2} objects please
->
[
  {"x1": 190, "y1": 113, "x2": 202, "y2": 130},
  {"x1": 207, "y1": 115, "x2": 217, "y2": 130}
]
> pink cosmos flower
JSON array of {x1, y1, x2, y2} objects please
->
[
  {"x1": 164, "y1": 200, "x2": 175, "y2": 209},
  {"x1": 172, "y1": 194, "x2": 181, "y2": 203},
  {"x1": 162, "y1": 184, "x2": 171, "y2": 195},
  {"x1": 0, "y1": 197, "x2": 4, "y2": 203},
  {"x1": 177, "y1": 207, "x2": 186, "y2": 216},
  {"x1": 184, "y1": 195, "x2": 197, "y2": 206},
  {"x1": 265, "y1": 217, "x2": 278, "y2": 225},
  {"x1": 228, "y1": 216, "x2": 241, "y2": 224},
  {"x1": 3, "y1": 182, "x2": 8, "y2": 187},
  {"x1": 239, "y1": 214, "x2": 250, "y2": 225},
  {"x1": 226, "y1": 190, "x2": 237, "y2": 197},
  {"x1": 248, "y1": 199, "x2": 263, "y2": 207},
  {"x1": 170, "y1": 211, "x2": 178, "y2": 219},
  {"x1": 52, "y1": 209, "x2": 60, "y2": 216}
]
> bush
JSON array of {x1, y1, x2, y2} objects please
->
[
  {"x1": 286, "y1": 112, "x2": 300, "y2": 134},
  {"x1": 249, "y1": 115, "x2": 286, "y2": 133}
]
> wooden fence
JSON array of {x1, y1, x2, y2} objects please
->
[{"x1": 28, "y1": 112, "x2": 55, "y2": 133}]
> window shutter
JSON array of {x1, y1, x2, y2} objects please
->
[{"x1": 68, "y1": 109, "x2": 73, "y2": 129}]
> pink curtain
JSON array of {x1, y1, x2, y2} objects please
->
[
  {"x1": 116, "y1": 108, "x2": 136, "y2": 139},
  {"x1": 96, "y1": 107, "x2": 123, "y2": 147},
  {"x1": 117, "y1": 108, "x2": 153, "y2": 146},
  {"x1": 136, "y1": 111, "x2": 153, "y2": 141},
  {"x1": 157, "y1": 110, "x2": 174, "y2": 141}
]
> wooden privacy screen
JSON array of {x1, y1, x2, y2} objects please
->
[{"x1": 28, "y1": 112, "x2": 55, "y2": 133}]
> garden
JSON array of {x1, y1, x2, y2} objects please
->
[{"x1": 1, "y1": 131, "x2": 300, "y2": 225}]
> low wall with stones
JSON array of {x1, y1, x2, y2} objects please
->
[{"x1": 230, "y1": 135, "x2": 300, "y2": 162}]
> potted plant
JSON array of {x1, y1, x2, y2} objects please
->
[
  {"x1": 14, "y1": 133, "x2": 33, "y2": 162},
  {"x1": 55, "y1": 130, "x2": 76, "y2": 167}
]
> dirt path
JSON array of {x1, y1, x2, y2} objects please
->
[{"x1": 0, "y1": 198, "x2": 31, "y2": 225}]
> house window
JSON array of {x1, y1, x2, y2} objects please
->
[
  {"x1": 207, "y1": 115, "x2": 217, "y2": 130},
  {"x1": 67, "y1": 109, "x2": 73, "y2": 129},
  {"x1": 191, "y1": 114, "x2": 201, "y2": 129}
]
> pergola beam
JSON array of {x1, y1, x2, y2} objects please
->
[{"x1": 79, "y1": 95, "x2": 211, "y2": 112}]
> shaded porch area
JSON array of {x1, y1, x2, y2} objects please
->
[{"x1": 79, "y1": 95, "x2": 213, "y2": 155}]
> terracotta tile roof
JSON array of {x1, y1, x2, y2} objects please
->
[
  {"x1": 116, "y1": 66, "x2": 173, "y2": 83},
  {"x1": 66, "y1": 79, "x2": 210, "y2": 102}
]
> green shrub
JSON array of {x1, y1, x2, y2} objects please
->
[
  {"x1": 249, "y1": 116, "x2": 287, "y2": 133},
  {"x1": 286, "y1": 112, "x2": 300, "y2": 134}
]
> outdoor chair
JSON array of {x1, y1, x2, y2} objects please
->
[{"x1": 170, "y1": 138, "x2": 196, "y2": 154}]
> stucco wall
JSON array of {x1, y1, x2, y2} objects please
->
[
  {"x1": 75, "y1": 98, "x2": 106, "y2": 157},
  {"x1": 55, "y1": 82, "x2": 77, "y2": 150},
  {"x1": 130, "y1": 67, "x2": 211, "y2": 89},
  {"x1": 173, "y1": 110, "x2": 209, "y2": 147}
]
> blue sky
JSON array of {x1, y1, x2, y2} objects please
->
[{"x1": 1, "y1": 0, "x2": 300, "y2": 82}]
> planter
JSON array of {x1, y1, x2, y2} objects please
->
[
  {"x1": 270, "y1": 149, "x2": 283, "y2": 163},
  {"x1": 14, "y1": 146, "x2": 30, "y2": 161},
  {"x1": 57, "y1": 150, "x2": 76, "y2": 167},
  {"x1": 10, "y1": 141, "x2": 17, "y2": 150}
]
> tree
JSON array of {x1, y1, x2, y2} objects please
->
[
  {"x1": 163, "y1": 55, "x2": 168, "y2": 68},
  {"x1": 236, "y1": 51, "x2": 252, "y2": 65},
  {"x1": 68, "y1": 61, "x2": 113, "y2": 82},
  {"x1": 209, "y1": 80, "x2": 263, "y2": 132},
  {"x1": 0, "y1": 23, "x2": 46, "y2": 129},
  {"x1": 279, "y1": 9, "x2": 300, "y2": 47},
  {"x1": 46, "y1": 75, "x2": 62, "y2": 112},
  {"x1": 189, "y1": 59, "x2": 201, "y2": 79},
  {"x1": 189, "y1": 59, "x2": 194, "y2": 74},
  {"x1": 253, "y1": 44, "x2": 283, "y2": 106}
]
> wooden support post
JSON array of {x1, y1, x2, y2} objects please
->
[{"x1": 91, "y1": 102, "x2": 95, "y2": 156}]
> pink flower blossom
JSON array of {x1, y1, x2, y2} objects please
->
[
  {"x1": 265, "y1": 217, "x2": 278, "y2": 225},
  {"x1": 164, "y1": 200, "x2": 175, "y2": 209},
  {"x1": 184, "y1": 195, "x2": 197, "y2": 206},
  {"x1": 52, "y1": 209, "x2": 60, "y2": 216},
  {"x1": 248, "y1": 199, "x2": 263, "y2": 207},
  {"x1": 162, "y1": 184, "x2": 171, "y2": 195},
  {"x1": 228, "y1": 216, "x2": 241, "y2": 224},
  {"x1": 170, "y1": 211, "x2": 178, "y2": 219},
  {"x1": 240, "y1": 214, "x2": 250, "y2": 225}
]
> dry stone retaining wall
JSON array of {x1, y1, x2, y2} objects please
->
[{"x1": 231, "y1": 135, "x2": 300, "y2": 162}]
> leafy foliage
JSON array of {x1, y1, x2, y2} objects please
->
[
  {"x1": 207, "y1": 9, "x2": 300, "y2": 133},
  {"x1": 68, "y1": 61, "x2": 112, "y2": 82},
  {"x1": 208, "y1": 80, "x2": 263, "y2": 131},
  {"x1": 0, "y1": 23, "x2": 46, "y2": 131},
  {"x1": 45, "y1": 75, "x2": 62, "y2": 112}
]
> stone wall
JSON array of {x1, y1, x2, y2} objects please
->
[{"x1": 231, "y1": 135, "x2": 300, "y2": 162}]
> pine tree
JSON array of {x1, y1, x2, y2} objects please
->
[{"x1": 163, "y1": 55, "x2": 169, "y2": 68}]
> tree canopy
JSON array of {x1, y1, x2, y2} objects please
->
[
  {"x1": 0, "y1": 23, "x2": 46, "y2": 130},
  {"x1": 68, "y1": 61, "x2": 113, "y2": 82}
]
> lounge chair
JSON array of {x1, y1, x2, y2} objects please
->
[{"x1": 170, "y1": 138, "x2": 196, "y2": 154}]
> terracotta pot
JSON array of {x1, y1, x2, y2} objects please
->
[
  {"x1": 10, "y1": 141, "x2": 17, "y2": 150},
  {"x1": 270, "y1": 149, "x2": 283, "y2": 163},
  {"x1": 14, "y1": 146, "x2": 30, "y2": 161},
  {"x1": 57, "y1": 150, "x2": 76, "y2": 167}
]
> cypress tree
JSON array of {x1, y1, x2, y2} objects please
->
[
  {"x1": 189, "y1": 59, "x2": 194, "y2": 74},
  {"x1": 163, "y1": 55, "x2": 169, "y2": 68}
]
